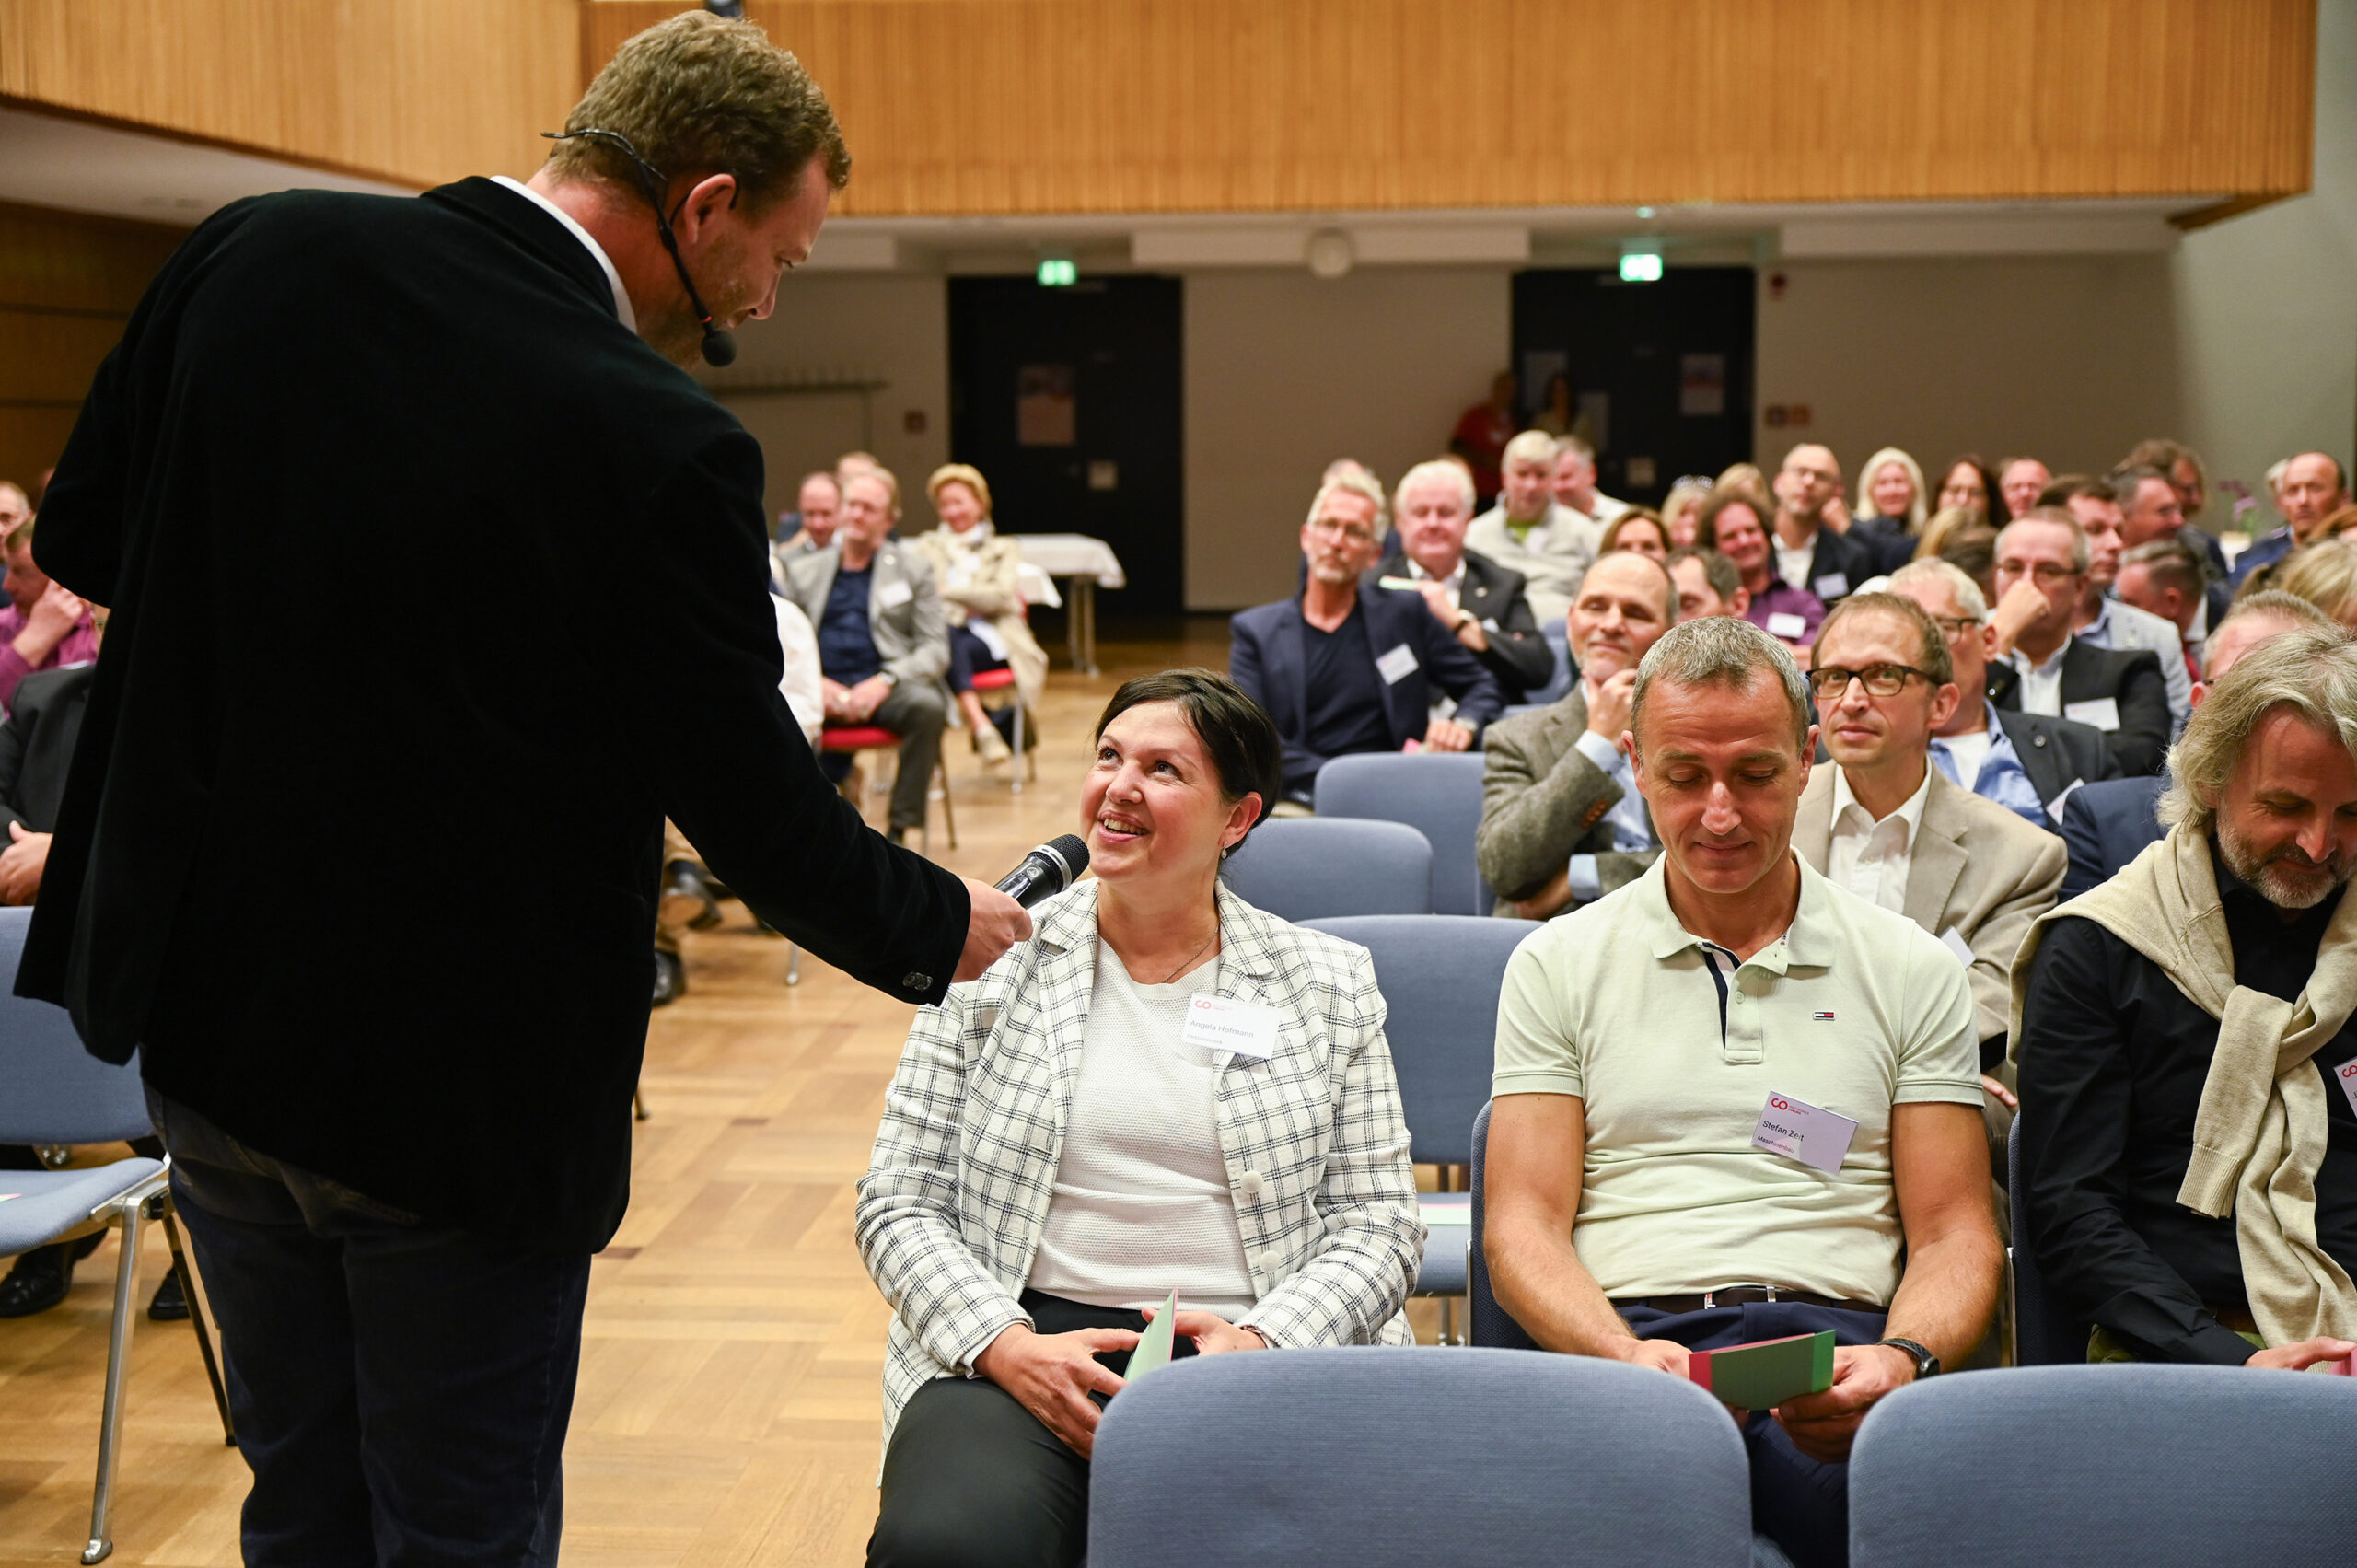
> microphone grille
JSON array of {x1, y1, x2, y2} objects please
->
[{"x1": 1042, "y1": 833, "x2": 1090, "y2": 879}]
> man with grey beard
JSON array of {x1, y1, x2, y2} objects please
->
[{"x1": 2015, "y1": 626, "x2": 2357, "y2": 1366}]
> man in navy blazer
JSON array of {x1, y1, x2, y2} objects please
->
[{"x1": 1232, "y1": 470, "x2": 1503, "y2": 805}]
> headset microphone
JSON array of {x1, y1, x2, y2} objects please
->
[
  {"x1": 540, "y1": 128, "x2": 737, "y2": 366},
  {"x1": 994, "y1": 835, "x2": 1091, "y2": 911}
]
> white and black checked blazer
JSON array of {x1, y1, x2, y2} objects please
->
[{"x1": 856, "y1": 879, "x2": 1423, "y2": 1445}]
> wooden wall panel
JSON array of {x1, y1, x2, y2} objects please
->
[
  {"x1": 0, "y1": 202, "x2": 185, "y2": 492},
  {"x1": 0, "y1": 0, "x2": 583, "y2": 188},
  {"x1": 582, "y1": 0, "x2": 2316, "y2": 215}
]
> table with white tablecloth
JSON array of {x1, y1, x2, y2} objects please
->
[{"x1": 1010, "y1": 534, "x2": 1126, "y2": 676}]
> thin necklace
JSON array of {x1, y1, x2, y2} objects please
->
[{"x1": 1162, "y1": 928, "x2": 1216, "y2": 984}]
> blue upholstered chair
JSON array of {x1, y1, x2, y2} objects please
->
[
  {"x1": 1526, "y1": 617, "x2": 1573, "y2": 706},
  {"x1": 1314, "y1": 752, "x2": 1493, "y2": 916},
  {"x1": 1089, "y1": 1347, "x2": 1756, "y2": 1568},
  {"x1": 1220, "y1": 819, "x2": 1434, "y2": 921}
]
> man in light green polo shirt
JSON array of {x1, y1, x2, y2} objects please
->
[{"x1": 1485, "y1": 614, "x2": 2000, "y2": 1568}]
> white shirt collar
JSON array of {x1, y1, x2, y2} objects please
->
[
  {"x1": 1831, "y1": 762, "x2": 1933, "y2": 848},
  {"x1": 1407, "y1": 556, "x2": 1464, "y2": 588},
  {"x1": 492, "y1": 176, "x2": 636, "y2": 331},
  {"x1": 2014, "y1": 634, "x2": 2073, "y2": 678}
]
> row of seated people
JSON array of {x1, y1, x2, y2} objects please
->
[{"x1": 853, "y1": 606, "x2": 2357, "y2": 1568}]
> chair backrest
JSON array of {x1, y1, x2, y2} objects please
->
[
  {"x1": 1304, "y1": 917, "x2": 1537, "y2": 1167},
  {"x1": 1526, "y1": 618, "x2": 1573, "y2": 705},
  {"x1": 2008, "y1": 1116, "x2": 2087, "y2": 1365},
  {"x1": 1090, "y1": 1347, "x2": 1753, "y2": 1568},
  {"x1": 1221, "y1": 819, "x2": 1433, "y2": 921},
  {"x1": 1849, "y1": 1365, "x2": 2357, "y2": 1567},
  {"x1": 1313, "y1": 751, "x2": 1493, "y2": 915},
  {"x1": 0, "y1": 908, "x2": 147, "y2": 1144},
  {"x1": 1469, "y1": 1098, "x2": 1539, "y2": 1349}
]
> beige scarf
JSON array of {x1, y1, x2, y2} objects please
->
[{"x1": 2008, "y1": 824, "x2": 2357, "y2": 1349}]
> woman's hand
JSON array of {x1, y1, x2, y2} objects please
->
[
  {"x1": 1145, "y1": 1304, "x2": 1268, "y2": 1356},
  {"x1": 974, "y1": 1321, "x2": 1138, "y2": 1458}
]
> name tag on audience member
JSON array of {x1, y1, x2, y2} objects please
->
[
  {"x1": 1938, "y1": 927, "x2": 1975, "y2": 968},
  {"x1": 1375, "y1": 643, "x2": 1420, "y2": 685},
  {"x1": 1182, "y1": 996, "x2": 1282, "y2": 1061},
  {"x1": 2334, "y1": 1055, "x2": 2357, "y2": 1121},
  {"x1": 1813, "y1": 573, "x2": 1850, "y2": 600},
  {"x1": 877, "y1": 578, "x2": 913, "y2": 610},
  {"x1": 2063, "y1": 697, "x2": 2120, "y2": 732},
  {"x1": 2043, "y1": 777, "x2": 2088, "y2": 824},
  {"x1": 1765, "y1": 612, "x2": 1808, "y2": 641},
  {"x1": 1751, "y1": 1092, "x2": 1860, "y2": 1174}
]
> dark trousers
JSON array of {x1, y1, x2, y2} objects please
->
[
  {"x1": 149, "y1": 1090, "x2": 590, "y2": 1568},
  {"x1": 1618, "y1": 1301, "x2": 1888, "y2": 1568},
  {"x1": 945, "y1": 624, "x2": 1009, "y2": 693},
  {"x1": 867, "y1": 1291, "x2": 1197, "y2": 1568}
]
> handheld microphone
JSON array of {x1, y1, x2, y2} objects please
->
[
  {"x1": 540, "y1": 127, "x2": 737, "y2": 366},
  {"x1": 995, "y1": 834, "x2": 1090, "y2": 910}
]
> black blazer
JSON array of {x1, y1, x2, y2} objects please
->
[
  {"x1": 2058, "y1": 773, "x2": 2167, "y2": 900},
  {"x1": 1794, "y1": 526, "x2": 1875, "y2": 604},
  {"x1": 1991, "y1": 706, "x2": 2122, "y2": 810},
  {"x1": 1229, "y1": 584, "x2": 1504, "y2": 798},
  {"x1": 0, "y1": 663, "x2": 93, "y2": 833},
  {"x1": 27, "y1": 180, "x2": 967, "y2": 1251},
  {"x1": 1987, "y1": 641, "x2": 2172, "y2": 778},
  {"x1": 1366, "y1": 548, "x2": 1552, "y2": 699}
]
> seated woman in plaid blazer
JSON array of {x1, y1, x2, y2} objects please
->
[{"x1": 857, "y1": 668, "x2": 1424, "y2": 1567}]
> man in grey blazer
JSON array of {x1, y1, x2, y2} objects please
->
[
  {"x1": 779, "y1": 469, "x2": 949, "y2": 842},
  {"x1": 1477, "y1": 552, "x2": 1677, "y2": 918}
]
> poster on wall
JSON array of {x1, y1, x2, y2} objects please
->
[
  {"x1": 1016, "y1": 364, "x2": 1076, "y2": 446},
  {"x1": 1680, "y1": 354, "x2": 1727, "y2": 417}
]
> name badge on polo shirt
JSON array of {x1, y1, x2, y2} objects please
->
[
  {"x1": 877, "y1": 578, "x2": 914, "y2": 610},
  {"x1": 1182, "y1": 996, "x2": 1281, "y2": 1061},
  {"x1": 2063, "y1": 696, "x2": 2119, "y2": 732},
  {"x1": 1766, "y1": 611, "x2": 1808, "y2": 641},
  {"x1": 1375, "y1": 643, "x2": 1420, "y2": 685},
  {"x1": 1751, "y1": 1092, "x2": 1860, "y2": 1174},
  {"x1": 2334, "y1": 1055, "x2": 2357, "y2": 1120},
  {"x1": 1813, "y1": 573, "x2": 1850, "y2": 600}
]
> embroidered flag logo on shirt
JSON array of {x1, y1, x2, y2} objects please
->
[{"x1": 1812, "y1": 1011, "x2": 1836, "y2": 1021}]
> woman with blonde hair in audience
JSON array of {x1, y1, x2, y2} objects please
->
[
  {"x1": 1935, "y1": 454, "x2": 2002, "y2": 521},
  {"x1": 858, "y1": 668, "x2": 1420, "y2": 1567},
  {"x1": 2268, "y1": 540, "x2": 2357, "y2": 630},
  {"x1": 1851, "y1": 446, "x2": 1928, "y2": 575},
  {"x1": 1717, "y1": 460, "x2": 1766, "y2": 495},
  {"x1": 1598, "y1": 507, "x2": 1670, "y2": 560},
  {"x1": 912, "y1": 462, "x2": 1048, "y2": 767},
  {"x1": 1661, "y1": 474, "x2": 1713, "y2": 548}
]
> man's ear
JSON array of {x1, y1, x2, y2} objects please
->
[
  {"x1": 676, "y1": 172, "x2": 740, "y2": 236},
  {"x1": 2189, "y1": 680, "x2": 2208, "y2": 711}
]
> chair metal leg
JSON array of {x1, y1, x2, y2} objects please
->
[
  {"x1": 1009, "y1": 701, "x2": 1025, "y2": 796},
  {"x1": 935, "y1": 757, "x2": 958, "y2": 851},
  {"x1": 785, "y1": 944, "x2": 802, "y2": 986},
  {"x1": 157, "y1": 1206, "x2": 235, "y2": 1446},
  {"x1": 83, "y1": 1200, "x2": 145, "y2": 1564}
]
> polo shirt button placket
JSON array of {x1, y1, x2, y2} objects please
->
[{"x1": 1726, "y1": 970, "x2": 1766, "y2": 1065}]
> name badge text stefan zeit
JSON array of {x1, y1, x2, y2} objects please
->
[{"x1": 1750, "y1": 1092, "x2": 1860, "y2": 1175}]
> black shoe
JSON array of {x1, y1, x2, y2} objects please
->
[
  {"x1": 652, "y1": 948, "x2": 685, "y2": 1007},
  {"x1": 146, "y1": 1267, "x2": 189, "y2": 1321},
  {"x1": 658, "y1": 860, "x2": 722, "y2": 932},
  {"x1": 0, "y1": 1237, "x2": 93, "y2": 1318},
  {"x1": 886, "y1": 826, "x2": 912, "y2": 848}
]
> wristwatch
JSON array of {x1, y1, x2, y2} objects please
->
[{"x1": 1878, "y1": 1337, "x2": 1939, "y2": 1380}]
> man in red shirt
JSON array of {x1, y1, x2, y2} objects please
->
[{"x1": 1450, "y1": 370, "x2": 1519, "y2": 509}]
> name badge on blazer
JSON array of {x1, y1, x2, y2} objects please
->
[
  {"x1": 1375, "y1": 644, "x2": 1420, "y2": 685},
  {"x1": 1813, "y1": 573, "x2": 1850, "y2": 600},
  {"x1": 877, "y1": 578, "x2": 914, "y2": 610},
  {"x1": 1765, "y1": 611, "x2": 1808, "y2": 641},
  {"x1": 2063, "y1": 696, "x2": 2119, "y2": 732},
  {"x1": 1182, "y1": 996, "x2": 1281, "y2": 1061}
]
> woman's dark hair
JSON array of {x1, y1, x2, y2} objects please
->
[
  {"x1": 1941, "y1": 453, "x2": 2003, "y2": 520},
  {"x1": 1094, "y1": 668, "x2": 1283, "y2": 856}
]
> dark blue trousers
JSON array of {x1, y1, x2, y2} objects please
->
[
  {"x1": 149, "y1": 1090, "x2": 590, "y2": 1567},
  {"x1": 1617, "y1": 1301, "x2": 1888, "y2": 1568}
]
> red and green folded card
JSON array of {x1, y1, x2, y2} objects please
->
[{"x1": 1686, "y1": 1330, "x2": 1836, "y2": 1409}]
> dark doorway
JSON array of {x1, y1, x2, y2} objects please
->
[
  {"x1": 1512, "y1": 267, "x2": 1755, "y2": 506},
  {"x1": 948, "y1": 274, "x2": 1184, "y2": 620}
]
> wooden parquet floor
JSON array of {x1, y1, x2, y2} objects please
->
[{"x1": 1, "y1": 624, "x2": 1453, "y2": 1567}]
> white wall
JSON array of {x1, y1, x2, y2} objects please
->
[{"x1": 1184, "y1": 267, "x2": 1510, "y2": 610}]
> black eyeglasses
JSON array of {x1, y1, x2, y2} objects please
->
[{"x1": 1807, "y1": 663, "x2": 1937, "y2": 700}]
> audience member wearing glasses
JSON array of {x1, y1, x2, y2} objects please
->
[
  {"x1": 1983, "y1": 509, "x2": 2172, "y2": 777},
  {"x1": 1485, "y1": 616, "x2": 2000, "y2": 1568},
  {"x1": 2038, "y1": 474, "x2": 2193, "y2": 730},
  {"x1": 858, "y1": 669, "x2": 1420, "y2": 1568}
]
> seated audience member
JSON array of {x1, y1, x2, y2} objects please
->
[
  {"x1": 1699, "y1": 484, "x2": 1825, "y2": 655},
  {"x1": 1597, "y1": 508, "x2": 1669, "y2": 561},
  {"x1": 1798, "y1": 592, "x2": 2065, "y2": 1144},
  {"x1": 779, "y1": 468, "x2": 950, "y2": 846},
  {"x1": 1915, "y1": 506, "x2": 1998, "y2": 598},
  {"x1": 2113, "y1": 455, "x2": 2230, "y2": 589},
  {"x1": 1372, "y1": 459, "x2": 1554, "y2": 703},
  {"x1": 2114, "y1": 537, "x2": 2213, "y2": 677},
  {"x1": 2058, "y1": 591, "x2": 2330, "y2": 899},
  {"x1": 857, "y1": 670, "x2": 1420, "y2": 1567},
  {"x1": 2038, "y1": 474, "x2": 2192, "y2": 729},
  {"x1": 1933, "y1": 455, "x2": 2000, "y2": 522},
  {"x1": 2018, "y1": 626, "x2": 2357, "y2": 1370},
  {"x1": 1662, "y1": 475, "x2": 1713, "y2": 548},
  {"x1": 1771, "y1": 444, "x2": 1875, "y2": 607},
  {"x1": 0, "y1": 513, "x2": 98, "y2": 713},
  {"x1": 1886, "y1": 561, "x2": 2117, "y2": 830},
  {"x1": 1666, "y1": 545, "x2": 1748, "y2": 622},
  {"x1": 1850, "y1": 447, "x2": 1927, "y2": 575},
  {"x1": 1998, "y1": 456, "x2": 2051, "y2": 521},
  {"x1": 2231, "y1": 452, "x2": 2351, "y2": 586},
  {"x1": 2319, "y1": 503, "x2": 2357, "y2": 543},
  {"x1": 1985, "y1": 509, "x2": 2172, "y2": 777},
  {"x1": 776, "y1": 469, "x2": 842, "y2": 553},
  {"x1": 1477, "y1": 552, "x2": 1678, "y2": 919},
  {"x1": 2270, "y1": 540, "x2": 2357, "y2": 631},
  {"x1": 1450, "y1": 369, "x2": 1518, "y2": 508},
  {"x1": 1231, "y1": 472, "x2": 1502, "y2": 808},
  {"x1": 1466, "y1": 430, "x2": 1599, "y2": 622},
  {"x1": 912, "y1": 463, "x2": 1047, "y2": 768},
  {"x1": 1550, "y1": 435, "x2": 1630, "y2": 528},
  {"x1": 1485, "y1": 616, "x2": 2000, "y2": 1568},
  {"x1": 2122, "y1": 436, "x2": 2223, "y2": 553},
  {"x1": 1532, "y1": 370, "x2": 1575, "y2": 436}
]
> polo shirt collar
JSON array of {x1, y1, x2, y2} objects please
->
[{"x1": 1631, "y1": 850, "x2": 1836, "y2": 970}]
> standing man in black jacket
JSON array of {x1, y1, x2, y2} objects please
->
[{"x1": 24, "y1": 15, "x2": 1028, "y2": 1563}]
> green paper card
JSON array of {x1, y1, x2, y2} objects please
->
[
  {"x1": 1122, "y1": 1291, "x2": 1178, "y2": 1382},
  {"x1": 1687, "y1": 1330, "x2": 1836, "y2": 1410}
]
